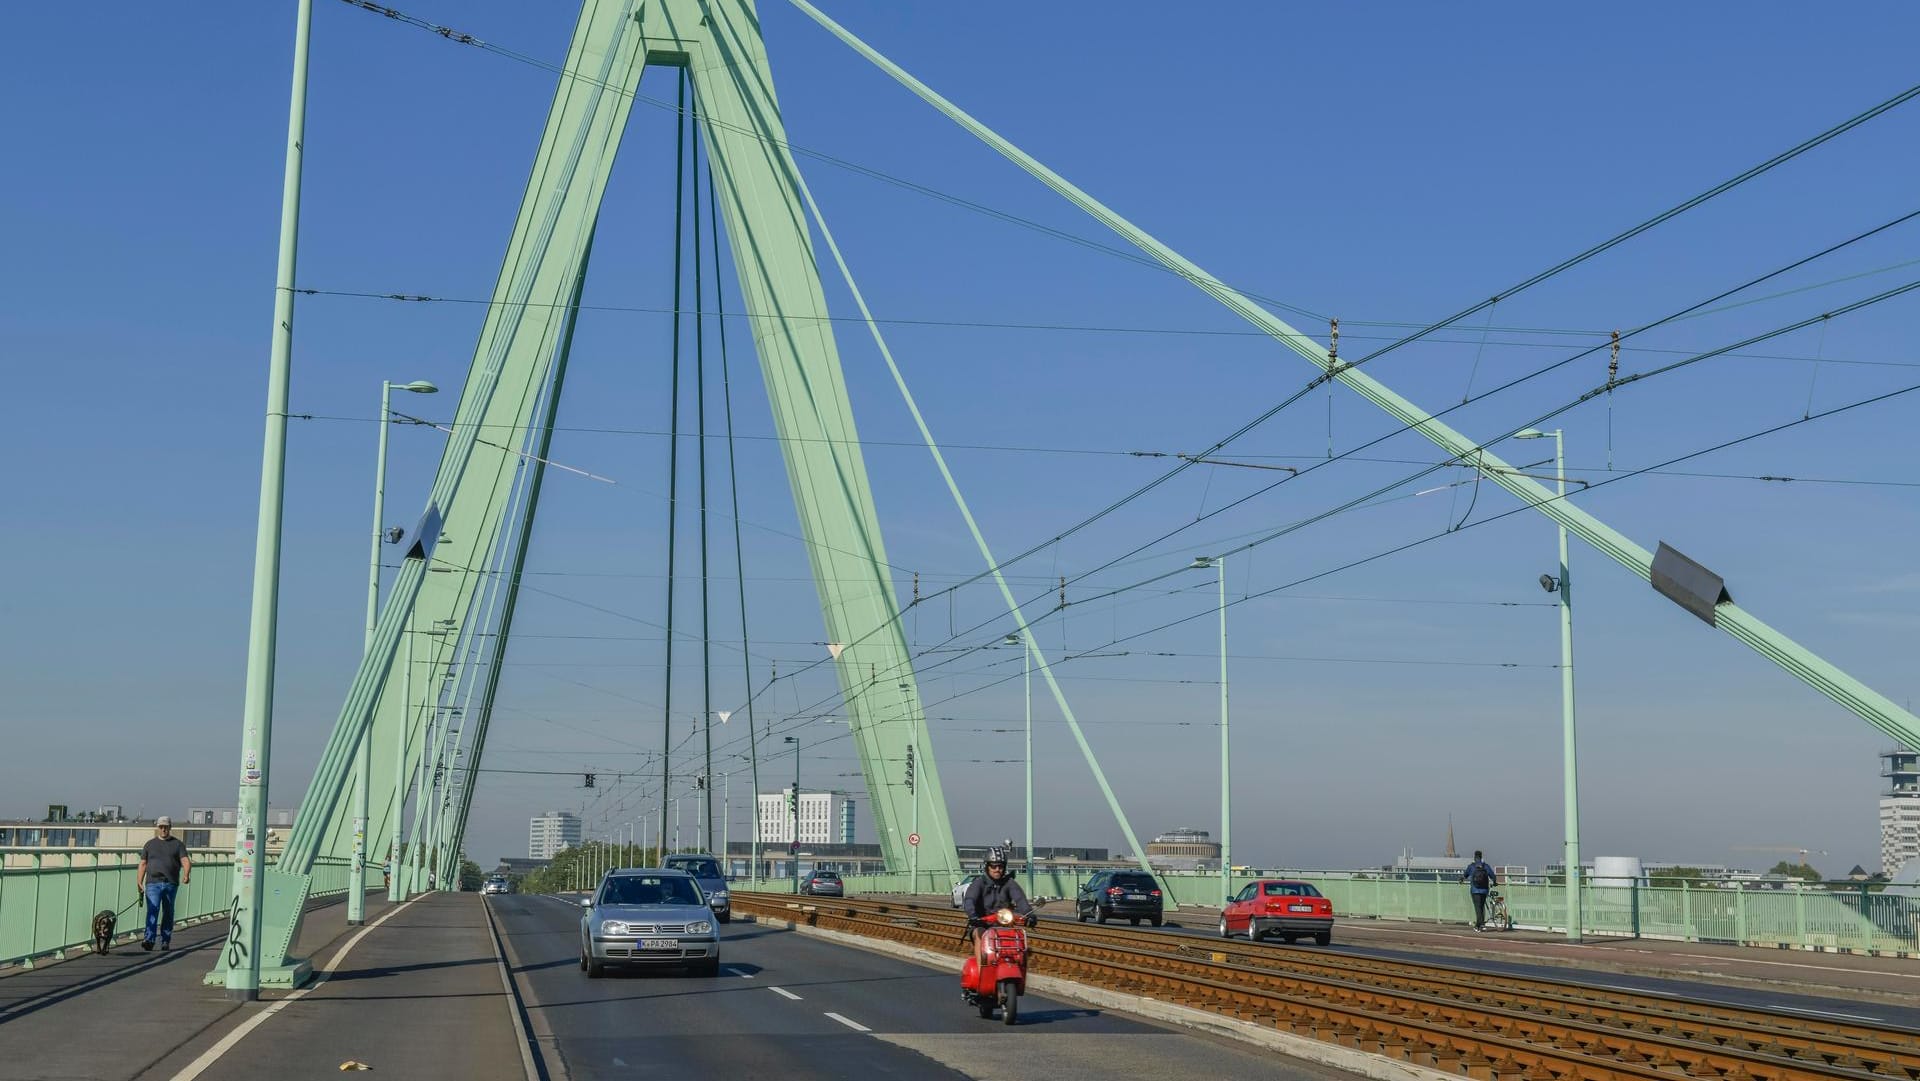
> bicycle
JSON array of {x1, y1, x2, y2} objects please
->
[{"x1": 1480, "y1": 889, "x2": 1513, "y2": 932}]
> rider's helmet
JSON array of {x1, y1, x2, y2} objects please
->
[{"x1": 984, "y1": 845, "x2": 1010, "y2": 873}]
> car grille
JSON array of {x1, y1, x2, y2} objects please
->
[{"x1": 611, "y1": 923, "x2": 690, "y2": 935}]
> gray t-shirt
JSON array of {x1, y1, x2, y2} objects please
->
[{"x1": 142, "y1": 836, "x2": 189, "y2": 883}]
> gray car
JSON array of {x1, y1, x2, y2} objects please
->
[
  {"x1": 579, "y1": 869, "x2": 720, "y2": 977},
  {"x1": 662, "y1": 853, "x2": 731, "y2": 923}
]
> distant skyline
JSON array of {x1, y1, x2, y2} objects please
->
[{"x1": 5, "y1": 2, "x2": 1919, "y2": 880}]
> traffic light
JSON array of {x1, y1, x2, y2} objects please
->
[
  {"x1": 787, "y1": 788, "x2": 799, "y2": 813},
  {"x1": 583, "y1": 772, "x2": 596, "y2": 788},
  {"x1": 904, "y1": 744, "x2": 916, "y2": 795},
  {"x1": 695, "y1": 775, "x2": 707, "y2": 790}
]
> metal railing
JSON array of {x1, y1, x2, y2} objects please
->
[{"x1": 0, "y1": 849, "x2": 355, "y2": 968}]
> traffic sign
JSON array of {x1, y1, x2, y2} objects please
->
[{"x1": 907, "y1": 832, "x2": 920, "y2": 847}]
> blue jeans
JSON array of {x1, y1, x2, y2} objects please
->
[{"x1": 144, "y1": 881, "x2": 178, "y2": 944}]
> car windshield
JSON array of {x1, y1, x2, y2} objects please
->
[
  {"x1": 600, "y1": 875, "x2": 702, "y2": 906},
  {"x1": 1263, "y1": 882, "x2": 1322, "y2": 898},
  {"x1": 815, "y1": 872, "x2": 840, "y2": 880},
  {"x1": 1111, "y1": 874, "x2": 1156, "y2": 889},
  {"x1": 668, "y1": 858, "x2": 722, "y2": 879}
]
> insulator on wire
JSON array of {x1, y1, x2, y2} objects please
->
[
  {"x1": 1059, "y1": 576, "x2": 1067, "y2": 609},
  {"x1": 1328, "y1": 317, "x2": 1339, "y2": 367},
  {"x1": 911, "y1": 571, "x2": 919, "y2": 606},
  {"x1": 1609, "y1": 329, "x2": 1620, "y2": 385}
]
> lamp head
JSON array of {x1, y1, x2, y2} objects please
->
[
  {"x1": 401, "y1": 380, "x2": 439, "y2": 394},
  {"x1": 1515, "y1": 429, "x2": 1546, "y2": 440},
  {"x1": 1003, "y1": 634, "x2": 1020, "y2": 645},
  {"x1": 1190, "y1": 556, "x2": 1214, "y2": 569},
  {"x1": 1539, "y1": 573, "x2": 1559, "y2": 593}
]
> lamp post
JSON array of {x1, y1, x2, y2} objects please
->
[
  {"x1": 1192, "y1": 555, "x2": 1230, "y2": 905},
  {"x1": 352, "y1": 379, "x2": 436, "y2": 922},
  {"x1": 1005, "y1": 634, "x2": 1032, "y2": 879},
  {"x1": 784, "y1": 736, "x2": 801, "y2": 893},
  {"x1": 1518, "y1": 427, "x2": 1581, "y2": 943}
]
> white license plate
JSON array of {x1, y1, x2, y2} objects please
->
[
  {"x1": 640, "y1": 939, "x2": 681, "y2": 951},
  {"x1": 1126, "y1": 894, "x2": 1147, "y2": 900},
  {"x1": 1288, "y1": 904, "x2": 1314, "y2": 913}
]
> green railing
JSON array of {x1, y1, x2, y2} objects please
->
[
  {"x1": 822, "y1": 867, "x2": 1918, "y2": 954},
  {"x1": 0, "y1": 849, "x2": 355, "y2": 968}
]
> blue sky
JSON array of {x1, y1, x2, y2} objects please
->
[{"x1": 4, "y1": 2, "x2": 1918, "y2": 877}]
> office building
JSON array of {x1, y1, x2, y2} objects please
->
[
  {"x1": 756, "y1": 788, "x2": 847, "y2": 846},
  {"x1": 529, "y1": 810, "x2": 582, "y2": 859},
  {"x1": 1882, "y1": 748, "x2": 1920, "y2": 876}
]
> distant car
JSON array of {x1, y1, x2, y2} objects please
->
[
  {"x1": 579, "y1": 869, "x2": 720, "y2": 977},
  {"x1": 1221, "y1": 879, "x2": 1334, "y2": 945},
  {"x1": 951, "y1": 874, "x2": 979, "y2": 908},
  {"x1": 799, "y1": 870, "x2": 844, "y2": 897},
  {"x1": 663, "y1": 853, "x2": 731, "y2": 923},
  {"x1": 482, "y1": 877, "x2": 511, "y2": 895},
  {"x1": 1076, "y1": 870, "x2": 1164, "y2": 926}
]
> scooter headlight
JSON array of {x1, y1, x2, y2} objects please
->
[{"x1": 995, "y1": 908, "x2": 1016, "y2": 926}]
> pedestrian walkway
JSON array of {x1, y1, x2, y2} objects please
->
[{"x1": 0, "y1": 892, "x2": 531, "y2": 1081}]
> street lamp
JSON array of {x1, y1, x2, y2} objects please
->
[
  {"x1": 350, "y1": 377, "x2": 437, "y2": 923},
  {"x1": 1517, "y1": 427, "x2": 1582, "y2": 943},
  {"x1": 1005, "y1": 634, "x2": 1032, "y2": 879},
  {"x1": 1192, "y1": 556, "x2": 1230, "y2": 905},
  {"x1": 784, "y1": 735, "x2": 801, "y2": 893}
]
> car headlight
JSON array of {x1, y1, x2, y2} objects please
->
[
  {"x1": 601, "y1": 920, "x2": 628, "y2": 936},
  {"x1": 711, "y1": 891, "x2": 729, "y2": 901},
  {"x1": 687, "y1": 920, "x2": 714, "y2": 935}
]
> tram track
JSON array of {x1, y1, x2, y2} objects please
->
[{"x1": 733, "y1": 892, "x2": 1915, "y2": 1081}]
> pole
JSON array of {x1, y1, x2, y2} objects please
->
[
  {"x1": 791, "y1": 739, "x2": 802, "y2": 894},
  {"x1": 910, "y1": 742, "x2": 920, "y2": 891},
  {"x1": 225, "y1": 0, "x2": 312, "y2": 1001},
  {"x1": 1556, "y1": 430, "x2": 1583, "y2": 943},
  {"x1": 388, "y1": 625, "x2": 410, "y2": 902},
  {"x1": 1024, "y1": 641, "x2": 1033, "y2": 880},
  {"x1": 1217, "y1": 555, "x2": 1231, "y2": 907},
  {"x1": 348, "y1": 382, "x2": 393, "y2": 924},
  {"x1": 722, "y1": 771, "x2": 731, "y2": 868}
]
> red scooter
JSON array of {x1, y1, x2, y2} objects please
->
[{"x1": 960, "y1": 907, "x2": 1032, "y2": 1024}]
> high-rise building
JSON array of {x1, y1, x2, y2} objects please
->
[
  {"x1": 1881, "y1": 748, "x2": 1920, "y2": 876},
  {"x1": 756, "y1": 788, "x2": 847, "y2": 846},
  {"x1": 530, "y1": 810, "x2": 582, "y2": 859}
]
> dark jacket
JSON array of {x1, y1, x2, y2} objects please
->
[
  {"x1": 964, "y1": 872, "x2": 1033, "y2": 920},
  {"x1": 1461, "y1": 860, "x2": 1497, "y2": 894}
]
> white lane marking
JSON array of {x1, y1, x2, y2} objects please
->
[
  {"x1": 824, "y1": 1012, "x2": 871, "y2": 1032},
  {"x1": 769, "y1": 986, "x2": 802, "y2": 1000},
  {"x1": 728, "y1": 967, "x2": 754, "y2": 978},
  {"x1": 166, "y1": 896, "x2": 421, "y2": 1081}
]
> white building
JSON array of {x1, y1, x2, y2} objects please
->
[
  {"x1": 1882, "y1": 749, "x2": 1920, "y2": 876},
  {"x1": 756, "y1": 788, "x2": 849, "y2": 846},
  {"x1": 529, "y1": 810, "x2": 582, "y2": 859}
]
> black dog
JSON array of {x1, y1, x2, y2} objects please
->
[{"x1": 92, "y1": 909, "x2": 118, "y2": 955}]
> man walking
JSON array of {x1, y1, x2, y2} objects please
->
[
  {"x1": 136, "y1": 817, "x2": 191, "y2": 951},
  {"x1": 1461, "y1": 849, "x2": 1497, "y2": 931}
]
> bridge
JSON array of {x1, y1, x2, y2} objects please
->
[{"x1": 6, "y1": 0, "x2": 1920, "y2": 1077}]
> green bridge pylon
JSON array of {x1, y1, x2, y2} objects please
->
[{"x1": 213, "y1": 0, "x2": 960, "y2": 986}]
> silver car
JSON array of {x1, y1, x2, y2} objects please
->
[
  {"x1": 579, "y1": 869, "x2": 720, "y2": 977},
  {"x1": 662, "y1": 853, "x2": 731, "y2": 923}
]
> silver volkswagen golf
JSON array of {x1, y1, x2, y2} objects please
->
[{"x1": 579, "y1": 868, "x2": 720, "y2": 977}]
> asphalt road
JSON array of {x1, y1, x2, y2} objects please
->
[
  {"x1": 1119, "y1": 915, "x2": 1920, "y2": 1029},
  {"x1": 488, "y1": 893, "x2": 1364, "y2": 1081}
]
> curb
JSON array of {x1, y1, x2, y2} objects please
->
[{"x1": 747, "y1": 914, "x2": 1454, "y2": 1081}]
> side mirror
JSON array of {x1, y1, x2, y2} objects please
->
[{"x1": 579, "y1": 897, "x2": 593, "y2": 908}]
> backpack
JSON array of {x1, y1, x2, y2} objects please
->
[{"x1": 1470, "y1": 863, "x2": 1492, "y2": 889}]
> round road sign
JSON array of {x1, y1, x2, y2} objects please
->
[{"x1": 908, "y1": 832, "x2": 921, "y2": 847}]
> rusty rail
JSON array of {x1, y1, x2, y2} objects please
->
[{"x1": 734, "y1": 892, "x2": 1913, "y2": 1081}]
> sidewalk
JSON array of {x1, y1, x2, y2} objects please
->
[{"x1": 0, "y1": 892, "x2": 529, "y2": 1081}]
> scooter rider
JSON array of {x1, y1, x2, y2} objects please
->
[{"x1": 964, "y1": 846, "x2": 1035, "y2": 966}]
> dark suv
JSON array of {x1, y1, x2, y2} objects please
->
[{"x1": 1076, "y1": 870, "x2": 1164, "y2": 926}]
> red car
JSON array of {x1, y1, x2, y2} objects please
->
[{"x1": 1220, "y1": 880, "x2": 1334, "y2": 945}]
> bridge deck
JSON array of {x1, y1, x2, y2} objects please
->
[{"x1": 9, "y1": 891, "x2": 1915, "y2": 1081}]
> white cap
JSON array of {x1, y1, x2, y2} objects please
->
[{"x1": 155, "y1": 816, "x2": 173, "y2": 827}]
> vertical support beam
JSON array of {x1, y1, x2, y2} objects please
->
[{"x1": 224, "y1": 0, "x2": 313, "y2": 1000}]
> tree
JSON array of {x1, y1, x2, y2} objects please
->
[
  {"x1": 458, "y1": 858, "x2": 485, "y2": 891},
  {"x1": 1768, "y1": 860, "x2": 1823, "y2": 883}
]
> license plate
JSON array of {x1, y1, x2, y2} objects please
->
[
  {"x1": 1127, "y1": 894, "x2": 1146, "y2": 901},
  {"x1": 640, "y1": 939, "x2": 681, "y2": 951},
  {"x1": 1288, "y1": 904, "x2": 1313, "y2": 913}
]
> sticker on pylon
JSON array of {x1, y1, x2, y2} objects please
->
[{"x1": 908, "y1": 833, "x2": 920, "y2": 847}]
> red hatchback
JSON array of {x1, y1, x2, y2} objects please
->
[{"x1": 1220, "y1": 880, "x2": 1334, "y2": 945}]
